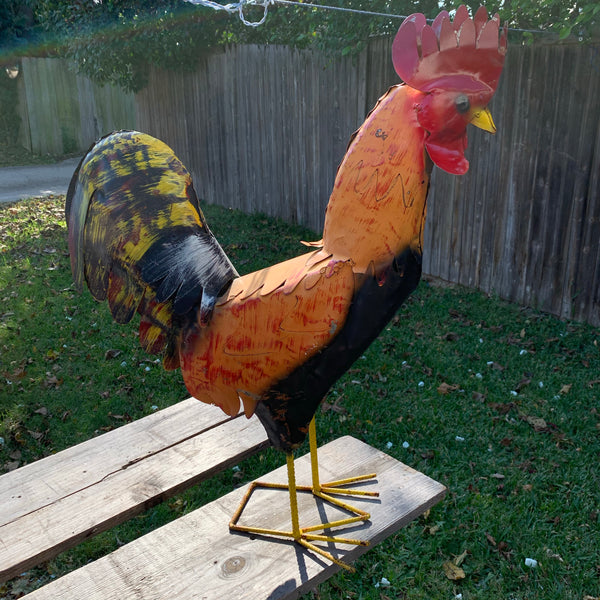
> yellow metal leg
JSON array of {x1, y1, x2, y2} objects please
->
[
  {"x1": 306, "y1": 417, "x2": 379, "y2": 532},
  {"x1": 229, "y1": 417, "x2": 379, "y2": 571}
]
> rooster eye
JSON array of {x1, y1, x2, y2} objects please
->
[{"x1": 455, "y1": 95, "x2": 470, "y2": 114}]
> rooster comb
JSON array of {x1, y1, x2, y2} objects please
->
[{"x1": 393, "y1": 5, "x2": 507, "y2": 96}]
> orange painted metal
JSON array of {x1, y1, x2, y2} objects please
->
[
  {"x1": 181, "y1": 252, "x2": 355, "y2": 418},
  {"x1": 179, "y1": 84, "x2": 432, "y2": 421}
]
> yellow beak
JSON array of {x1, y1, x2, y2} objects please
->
[{"x1": 469, "y1": 107, "x2": 496, "y2": 134}]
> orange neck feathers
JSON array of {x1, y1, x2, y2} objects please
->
[{"x1": 321, "y1": 85, "x2": 430, "y2": 273}]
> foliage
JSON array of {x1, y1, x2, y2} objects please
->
[
  {"x1": 1, "y1": 0, "x2": 599, "y2": 91},
  {"x1": 1, "y1": 196, "x2": 599, "y2": 599},
  {"x1": 0, "y1": 0, "x2": 40, "y2": 58},
  {"x1": 0, "y1": 0, "x2": 599, "y2": 91},
  {"x1": 499, "y1": 0, "x2": 600, "y2": 40},
  {"x1": 21, "y1": 0, "x2": 440, "y2": 91},
  {"x1": 32, "y1": 0, "x2": 234, "y2": 91}
]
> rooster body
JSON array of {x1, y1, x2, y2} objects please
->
[
  {"x1": 179, "y1": 84, "x2": 430, "y2": 449},
  {"x1": 67, "y1": 7, "x2": 506, "y2": 453}
]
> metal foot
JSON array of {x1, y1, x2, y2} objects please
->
[{"x1": 229, "y1": 418, "x2": 379, "y2": 571}]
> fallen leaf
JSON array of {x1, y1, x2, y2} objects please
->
[
  {"x1": 443, "y1": 561, "x2": 465, "y2": 580},
  {"x1": 523, "y1": 414, "x2": 548, "y2": 431},
  {"x1": 321, "y1": 394, "x2": 347, "y2": 414},
  {"x1": 44, "y1": 374, "x2": 63, "y2": 388},
  {"x1": 559, "y1": 384, "x2": 572, "y2": 394},
  {"x1": 545, "y1": 548, "x2": 564, "y2": 562},
  {"x1": 437, "y1": 382, "x2": 460, "y2": 395},
  {"x1": 485, "y1": 532, "x2": 497, "y2": 546},
  {"x1": 516, "y1": 377, "x2": 531, "y2": 391},
  {"x1": 454, "y1": 549, "x2": 468, "y2": 567},
  {"x1": 105, "y1": 349, "x2": 122, "y2": 360},
  {"x1": 34, "y1": 407, "x2": 48, "y2": 416},
  {"x1": 11, "y1": 366, "x2": 26, "y2": 380},
  {"x1": 490, "y1": 473, "x2": 505, "y2": 479},
  {"x1": 497, "y1": 540, "x2": 512, "y2": 559},
  {"x1": 490, "y1": 402, "x2": 515, "y2": 415},
  {"x1": 45, "y1": 349, "x2": 59, "y2": 361}
]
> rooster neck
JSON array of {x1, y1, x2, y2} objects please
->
[{"x1": 321, "y1": 84, "x2": 430, "y2": 273}]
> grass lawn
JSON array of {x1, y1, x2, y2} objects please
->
[
  {"x1": 0, "y1": 143, "x2": 68, "y2": 168},
  {"x1": 1, "y1": 196, "x2": 599, "y2": 599}
]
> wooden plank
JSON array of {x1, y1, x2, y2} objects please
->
[
  {"x1": 0, "y1": 400, "x2": 269, "y2": 582},
  {"x1": 22, "y1": 436, "x2": 445, "y2": 600}
]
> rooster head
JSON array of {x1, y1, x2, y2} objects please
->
[{"x1": 393, "y1": 5, "x2": 507, "y2": 175}]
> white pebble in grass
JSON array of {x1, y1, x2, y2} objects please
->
[
  {"x1": 402, "y1": 441, "x2": 410, "y2": 449},
  {"x1": 455, "y1": 436, "x2": 465, "y2": 442},
  {"x1": 524, "y1": 557, "x2": 538, "y2": 568},
  {"x1": 386, "y1": 441, "x2": 393, "y2": 449},
  {"x1": 418, "y1": 381, "x2": 425, "y2": 388}
]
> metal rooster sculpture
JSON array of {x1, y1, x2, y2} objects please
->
[{"x1": 66, "y1": 6, "x2": 507, "y2": 570}]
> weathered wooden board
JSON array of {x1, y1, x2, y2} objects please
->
[
  {"x1": 22, "y1": 436, "x2": 446, "y2": 600},
  {"x1": 0, "y1": 399, "x2": 269, "y2": 582}
]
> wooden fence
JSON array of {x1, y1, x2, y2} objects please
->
[
  {"x1": 16, "y1": 57, "x2": 136, "y2": 155},
  {"x1": 425, "y1": 41, "x2": 600, "y2": 327},
  {"x1": 12, "y1": 40, "x2": 600, "y2": 327}
]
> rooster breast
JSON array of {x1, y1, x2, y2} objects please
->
[{"x1": 179, "y1": 251, "x2": 355, "y2": 418}]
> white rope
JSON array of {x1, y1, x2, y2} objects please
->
[
  {"x1": 183, "y1": 0, "x2": 273, "y2": 27},
  {"x1": 276, "y1": 0, "x2": 405, "y2": 20},
  {"x1": 184, "y1": 0, "x2": 555, "y2": 35}
]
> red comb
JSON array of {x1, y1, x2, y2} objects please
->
[{"x1": 393, "y1": 5, "x2": 507, "y2": 96}]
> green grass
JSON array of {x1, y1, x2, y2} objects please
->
[
  {"x1": 1, "y1": 197, "x2": 599, "y2": 599},
  {"x1": 0, "y1": 143, "x2": 68, "y2": 168}
]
